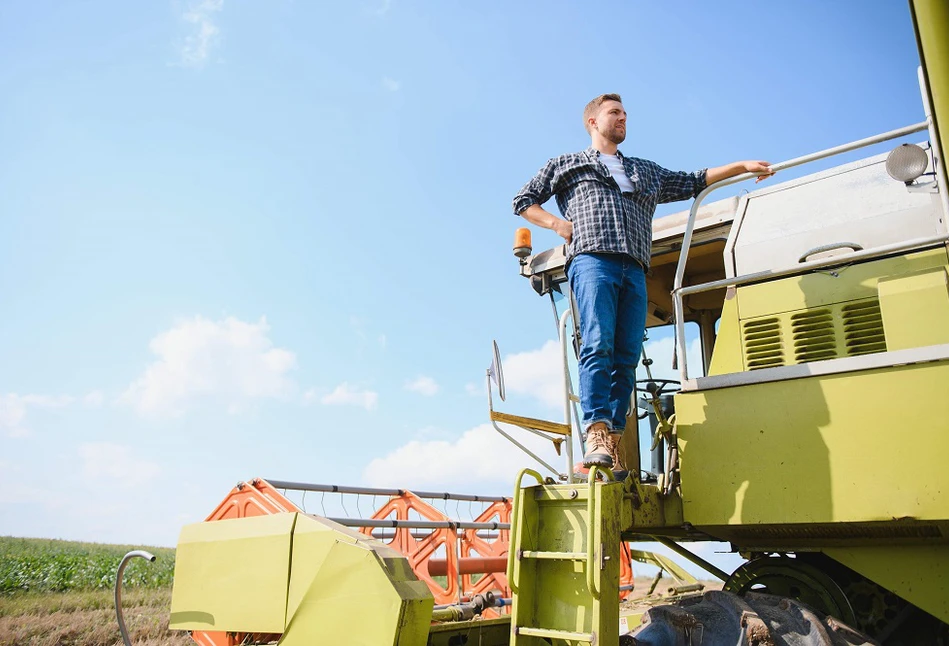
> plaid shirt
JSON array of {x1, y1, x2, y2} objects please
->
[{"x1": 513, "y1": 147, "x2": 707, "y2": 267}]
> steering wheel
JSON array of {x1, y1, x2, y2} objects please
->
[
  {"x1": 635, "y1": 378, "x2": 681, "y2": 396},
  {"x1": 634, "y1": 379, "x2": 681, "y2": 418}
]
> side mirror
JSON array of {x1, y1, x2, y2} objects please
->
[{"x1": 488, "y1": 340, "x2": 506, "y2": 402}]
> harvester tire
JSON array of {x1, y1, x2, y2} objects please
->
[{"x1": 625, "y1": 590, "x2": 877, "y2": 645}]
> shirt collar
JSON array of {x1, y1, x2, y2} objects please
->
[{"x1": 585, "y1": 146, "x2": 625, "y2": 159}]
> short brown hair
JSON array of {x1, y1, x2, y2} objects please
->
[{"x1": 583, "y1": 93, "x2": 622, "y2": 134}]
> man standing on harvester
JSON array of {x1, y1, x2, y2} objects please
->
[{"x1": 512, "y1": 93, "x2": 773, "y2": 478}]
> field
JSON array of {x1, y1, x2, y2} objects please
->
[
  {"x1": 0, "y1": 537, "x2": 187, "y2": 646},
  {"x1": 1, "y1": 535, "x2": 721, "y2": 645}
]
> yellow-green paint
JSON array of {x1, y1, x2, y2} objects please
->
[
  {"x1": 677, "y1": 358, "x2": 949, "y2": 529},
  {"x1": 878, "y1": 267, "x2": 949, "y2": 350},
  {"x1": 169, "y1": 512, "x2": 433, "y2": 645},
  {"x1": 509, "y1": 480, "x2": 624, "y2": 645},
  {"x1": 170, "y1": 512, "x2": 295, "y2": 633},
  {"x1": 911, "y1": 0, "x2": 949, "y2": 165},
  {"x1": 735, "y1": 248, "x2": 947, "y2": 321},
  {"x1": 282, "y1": 516, "x2": 433, "y2": 646},
  {"x1": 708, "y1": 290, "x2": 743, "y2": 376},
  {"x1": 825, "y1": 545, "x2": 949, "y2": 624}
]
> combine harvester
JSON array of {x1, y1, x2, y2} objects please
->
[{"x1": 116, "y1": 2, "x2": 949, "y2": 644}]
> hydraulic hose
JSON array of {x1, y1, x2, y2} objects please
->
[{"x1": 115, "y1": 550, "x2": 156, "y2": 646}]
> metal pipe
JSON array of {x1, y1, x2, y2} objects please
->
[
  {"x1": 434, "y1": 597, "x2": 511, "y2": 611},
  {"x1": 489, "y1": 373, "x2": 563, "y2": 478},
  {"x1": 672, "y1": 120, "x2": 932, "y2": 381},
  {"x1": 677, "y1": 234, "x2": 949, "y2": 298},
  {"x1": 114, "y1": 550, "x2": 156, "y2": 646},
  {"x1": 372, "y1": 530, "x2": 501, "y2": 540},
  {"x1": 265, "y1": 479, "x2": 508, "y2": 503},
  {"x1": 326, "y1": 516, "x2": 510, "y2": 531},
  {"x1": 919, "y1": 66, "x2": 949, "y2": 226},
  {"x1": 651, "y1": 536, "x2": 728, "y2": 581},
  {"x1": 559, "y1": 308, "x2": 576, "y2": 483},
  {"x1": 429, "y1": 556, "x2": 508, "y2": 576}
]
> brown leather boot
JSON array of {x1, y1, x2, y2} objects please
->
[
  {"x1": 582, "y1": 424, "x2": 613, "y2": 469},
  {"x1": 609, "y1": 433, "x2": 630, "y2": 480}
]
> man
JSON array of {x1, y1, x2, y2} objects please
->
[{"x1": 512, "y1": 93, "x2": 772, "y2": 478}]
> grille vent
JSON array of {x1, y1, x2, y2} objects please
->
[
  {"x1": 842, "y1": 301, "x2": 887, "y2": 356},
  {"x1": 791, "y1": 309, "x2": 837, "y2": 363},
  {"x1": 742, "y1": 318, "x2": 784, "y2": 370},
  {"x1": 742, "y1": 298, "x2": 887, "y2": 369}
]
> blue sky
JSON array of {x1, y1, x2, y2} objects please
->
[{"x1": 0, "y1": 1, "x2": 926, "y2": 576}]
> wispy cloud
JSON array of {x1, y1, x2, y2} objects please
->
[
  {"x1": 121, "y1": 315, "x2": 297, "y2": 416},
  {"x1": 404, "y1": 376, "x2": 438, "y2": 397},
  {"x1": 0, "y1": 393, "x2": 92, "y2": 438},
  {"x1": 79, "y1": 443, "x2": 162, "y2": 488},
  {"x1": 502, "y1": 340, "x2": 565, "y2": 409},
  {"x1": 363, "y1": 423, "x2": 555, "y2": 491},
  {"x1": 321, "y1": 383, "x2": 378, "y2": 411},
  {"x1": 177, "y1": 0, "x2": 225, "y2": 68},
  {"x1": 381, "y1": 77, "x2": 401, "y2": 92}
]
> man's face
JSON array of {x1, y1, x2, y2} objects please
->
[{"x1": 593, "y1": 100, "x2": 627, "y2": 144}]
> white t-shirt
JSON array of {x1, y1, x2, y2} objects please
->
[{"x1": 600, "y1": 153, "x2": 635, "y2": 193}]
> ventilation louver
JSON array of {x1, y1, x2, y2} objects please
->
[
  {"x1": 741, "y1": 298, "x2": 887, "y2": 369},
  {"x1": 742, "y1": 318, "x2": 784, "y2": 369}
]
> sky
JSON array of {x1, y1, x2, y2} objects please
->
[{"x1": 0, "y1": 0, "x2": 928, "y2": 577}]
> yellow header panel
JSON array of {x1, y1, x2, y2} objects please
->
[{"x1": 169, "y1": 512, "x2": 296, "y2": 633}]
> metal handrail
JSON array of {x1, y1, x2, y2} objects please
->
[
  {"x1": 558, "y1": 308, "x2": 576, "y2": 482},
  {"x1": 672, "y1": 120, "x2": 932, "y2": 381},
  {"x1": 507, "y1": 468, "x2": 544, "y2": 591},
  {"x1": 585, "y1": 465, "x2": 613, "y2": 599}
]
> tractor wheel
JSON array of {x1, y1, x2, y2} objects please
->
[{"x1": 625, "y1": 590, "x2": 875, "y2": 645}]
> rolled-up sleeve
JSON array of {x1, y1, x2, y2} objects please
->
[
  {"x1": 513, "y1": 158, "x2": 559, "y2": 215},
  {"x1": 656, "y1": 165, "x2": 707, "y2": 204}
]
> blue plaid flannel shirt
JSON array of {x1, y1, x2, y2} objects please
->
[{"x1": 512, "y1": 147, "x2": 707, "y2": 268}]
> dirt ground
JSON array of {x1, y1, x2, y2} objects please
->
[
  {"x1": 0, "y1": 578, "x2": 725, "y2": 645},
  {"x1": 0, "y1": 588, "x2": 190, "y2": 646}
]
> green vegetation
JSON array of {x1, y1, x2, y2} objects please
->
[
  {"x1": 0, "y1": 536, "x2": 176, "y2": 594},
  {"x1": 0, "y1": 537, "x2": 185, "y2": 645}
]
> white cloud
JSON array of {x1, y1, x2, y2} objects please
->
[
  {"x1": 321, "y1": 382, "x2": 378, "y2": 411},
  {"x1": 404, "y1": 376, "x2": 438, "y2": 397},
  {"x1": 502, "y1": 340, "x2": 565, "y2": 409},
  {"x1": 79, "y1": 442, "x2": 162, "y2": 488},
  {"x1": 0, "y1": 393, "x2": 75, "y2": 438},
  {"x1": 382, "y1": 77, "x2": 400, "y2": 92},
  {"x1": 178, "y1": 0, "x2": 224, "y2": 68},
  {"x1": 121, "y1": 316, "x2": 297, "y2": 416},
  {"x1": 83, "y1": 390, "x2": 105, "y2": 407},
  {"x1": 362, "y1": 423, "x2": 558, "y2": 491},
  {"x1": 377, "y1": 334, "x2": 387, "y2": 349},
  {"x1": 465, "y1": 382, "x2": 483, "y2": 396}
]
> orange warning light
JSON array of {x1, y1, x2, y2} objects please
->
[{"x1": 513, "y1": 228, "x2": 532, "y2": 260}]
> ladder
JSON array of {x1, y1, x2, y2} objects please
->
[{"x1": 507, "y1": 468, "x2": 624, "y2": 645}]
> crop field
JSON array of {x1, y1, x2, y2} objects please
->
[{"x1": 0, "y1": 536, "x2": 187, "y2": 646}]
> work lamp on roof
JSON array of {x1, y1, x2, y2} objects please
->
[{"x1": 885, "y1": 143, "x2": 929, "y2": 183}]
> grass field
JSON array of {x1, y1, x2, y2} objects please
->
[
  {"x1": 0, "y1": 535, "x2": 720, "y2": 645},
  {"x1": 0, "y1": 537, "x2": 186, "y2": 646}
]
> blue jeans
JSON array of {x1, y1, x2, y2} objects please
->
[{"x1": 567, "y1": 253, "x2": 647, "y2": 435}]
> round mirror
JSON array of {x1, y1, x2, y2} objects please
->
[{"x1": 489, "y1": 340, "x2": 506, "y2": 402}]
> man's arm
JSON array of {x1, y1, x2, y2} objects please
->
[
  {"x1": 512, "y1": 157, "x2": 573, "y2": 243},
  {"x1": 520, "y1": 204, "x2": 573, "y2": 244},
  {"x1": 706, "y1": 160, "x2": 773, "y2": 185}
]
